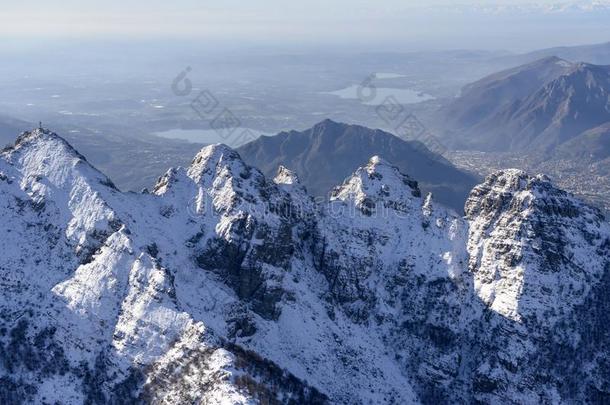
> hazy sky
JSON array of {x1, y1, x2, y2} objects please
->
[{"x1": 2, "y1": 0, "x2": 610, "y2": 51}]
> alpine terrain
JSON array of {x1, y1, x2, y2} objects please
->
[
  {"x1": 237, "y1": 119, "x2": 478, "y2": 213},
  {"x1": 1, "y1": 128, "x2": 609, "y2": 404}
]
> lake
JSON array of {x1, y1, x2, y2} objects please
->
[{"x1": 324, "y1": 85, "x2": 435, "y2": 105}]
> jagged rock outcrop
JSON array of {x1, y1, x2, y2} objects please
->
[
  {"x1": 1, "y1": 128, "x2": 609, "y2": 404},
  {"x1": 464, "y1": 169, "x2": 610, "y2": 403},
  {"x1": 466, "y1": 169, "x2": 609, "y2": 324}
]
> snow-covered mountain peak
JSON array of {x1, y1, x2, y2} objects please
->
[
  {"x1": 187, "y1": 143, "x2": 247, "y2": 183},
  {"x1": 465, "y1": 168, "x2": 601, "y2": 221},
  {"x1": 172, "y1": 143, "x2": 289, "y2": 218},
  {"x1": 2, "y1": 127, "x2": 117, "y2": 192},
  {"x1": 470, "y1": 169, "x2": 557, "y2": 199},
  {"x1": 273, "y1": 164, "x2": 312, "y2": 202},
  {"x1": 329, "y1": 155, "x2": 422, "y2": 217},
  {"x1": 466, "y1": 168, "x2": 610, "y2": 324},
  {"x1": 11, "y1": 127, "x2": 75, "y2": 152},
  {"x1": 273, "y1": 165, "x2": 300, "y2": 186},
  {"x1": 367, "y1": 154, "x2": 387, "y2": 165},
  {"x1": 6, "y1": 128, "x2": 84, "y2": 169}
]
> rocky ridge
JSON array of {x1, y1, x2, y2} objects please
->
[{"x1": 1, "y1": 128, "x2": 609, "y2": 404}]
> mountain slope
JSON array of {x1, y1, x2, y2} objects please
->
[
  {"x1": 237, "y1": 119, "x2": 479, "y2": 213},
  {"x1": 555, "y1": 121, "x2": 610, "y2": 161},
  {"x1": 443, "y1": 59, "x2": 610, "y2": 152},
  {"x1": 465, "y1": 169, "x2": 610, "y2": 402},
  {"x1": 441, "y1": 56, "x2": 574, "y2": 130},
  {"x1": 0, "y1": 128, "x2": 418, "y2": 404},
  {"x1": 1, "y1": 128, "x2": 610, "y2": 403}
]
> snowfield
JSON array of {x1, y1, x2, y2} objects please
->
[{"x1": 1, "y1": 128, "x2": 609, "y2": 404}]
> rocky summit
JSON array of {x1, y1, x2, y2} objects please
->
[{"x1": 1, "y1": 128, "x2": 609, "y2": 404}]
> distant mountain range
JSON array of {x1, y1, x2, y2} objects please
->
[
  {"x1": 506, "y1": 41, "x2": 610, "y2": 66},
  {"x1": 237, "y1": 119, "x2": 479, "y2": 213},
  {"x1": 441, "y1": 57, "x2": 610, "y2": 154},
  {"x1": 442, "y1": 56, "x2": 574, "y2": 130}
]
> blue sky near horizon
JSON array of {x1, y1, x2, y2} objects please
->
[{"x1": 2, "y1": 1, "x2": 610, "y2": 52}]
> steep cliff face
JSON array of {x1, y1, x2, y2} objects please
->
[
  {"x1": 1, "y1": 129, "x2": 609, "y2": 404},
  {"x1": 312, "y1": 156, "x2": 478, "y2": 403},
  {"x1": 154, "y1": 143, "x2": 296, "y2": 321},
  {"x1": 465, "y1": 169, "x2": 610, "y2": 403},
  {"x1": 314, "y1": 155, "x2": 467, "y2": 320},
  {"x1": 466, "y1": 169, "x2": 609, "y2": 325}
]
